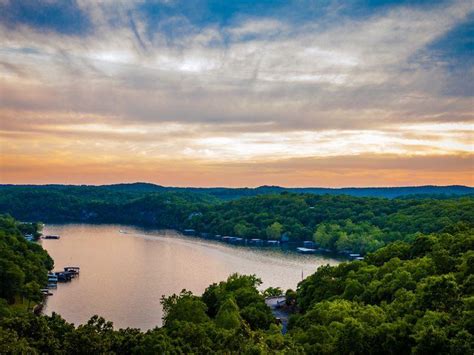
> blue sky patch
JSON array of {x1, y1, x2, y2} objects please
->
[{"x1": 0, "y1": 0, "x2": 91, "y2": 35}]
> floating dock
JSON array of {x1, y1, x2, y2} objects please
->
[
  {"x1": 297, "y1": 247, "x2": 317, "y2": 254},
  {"x1": 46, "y1": 266, "x2": 80, "y2": 289}
]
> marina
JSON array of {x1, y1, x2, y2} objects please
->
[
  {"x1": 178, "y1": 228, "x2": 362, "y2": 258},
  {"x1": 46, "y1": 267, "x2": 80, "y2": 288}
]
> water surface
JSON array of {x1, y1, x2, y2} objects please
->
[{"x1": 42, "y1": 224, "x2": 339, "y2": 330}]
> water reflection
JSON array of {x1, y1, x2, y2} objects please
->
[{"x1": 42, "y1": 224, "x2": 339, "y2": 330}]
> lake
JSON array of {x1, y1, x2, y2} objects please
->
[{"x1": 41, "y1": 224, "x2": 340, "y2": 330}]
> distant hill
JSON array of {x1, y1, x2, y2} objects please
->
[
  {"x1": 289, "y1": 185, "x2": 474, "y2": 199},
  {"x1": 0, "y1": 183, "x2": 472, "y2": 200},
  {"x1": 176, "y1": 185, "x2": 473, "y2": 199}
]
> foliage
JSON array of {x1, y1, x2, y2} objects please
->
[
  {"x1": 190, "y1": 193, "x2": 473, "y2": 252},
  {"x1": 266, "y1": 222, "x2": 283, "y2": 239},
  {"x1": 160, "y1": 290, "x2": 210, "y2": 325},
  {"x1": 290, "y1": 226, "x2": 474, "y2": 354},
  {"x1": 263, "y1": 287, "x2": 284, "y2": 298},
  {"x1": 1, "y1": 185, "x2": 473, "y2": 254},
  {"x1": 0, "y1": 215, "x2": 52, "y2": 303},
  {"x1": 0, "y1": 205, "x2": 473, "y2": 353}
]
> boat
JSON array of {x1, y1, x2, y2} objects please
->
[
  {"x1": 44, "y1": 235, "x2": 60, "y2": 239},
  {"x1": 41, "y1": 289, "x2": 53, "y2": 296},
  {"x1": 349, "y1": 253, "x2": 361, "y2": 260},
  {"x1": 55, "y1": 272, "x2": 73, "y2": 282},
  {"x1": 47, "y1": 273, "x2": 58, "y2": 283},
  {"x1": 64, "y1": 266, "x2": 80, "y2": 275},
  {"x1": 297, "y1": 247, "x2": 316, "y2": 254}
]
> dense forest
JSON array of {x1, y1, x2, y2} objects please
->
[
  {"x1": 1, "y1": 185, "x2": 473, "y2": 255},
  {"x1": 1, "y1": 183, "x2": 472, "y2": 200},
  {"x1": 0, "y1": 215, "x2": 53, "y2": 309},
  {"x1": 188, "y1": 194, "x2": 473, "y2": 254},
  {"x1": 0, "y1": 214, "x2": 473, "y2": 353}
]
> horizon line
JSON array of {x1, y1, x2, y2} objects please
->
[{"x1": 1, "y1": 182, "x2": 472, "y2": 189}]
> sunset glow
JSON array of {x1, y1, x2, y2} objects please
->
[{"x1": 1, "y1": 0, "x2": 473, "y2": 186}]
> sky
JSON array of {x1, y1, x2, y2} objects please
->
[{"x1": 0, "y1": 0, "x2": 473, "y2": 187}]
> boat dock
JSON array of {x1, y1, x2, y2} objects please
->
[
  {"x1": 177, "y1": 229, "x2": 363, "y2": 260},
  {"x1": 47, "y1": 266, "x2": 80, "y2": 288}
]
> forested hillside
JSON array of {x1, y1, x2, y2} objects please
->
[
  {"x1": 0, "y1": 188, "x2": 217, "y2": 227},
  {"x1": 0, "y1": 215, "x2": 472, "y2": 353},
  {"x1": 1, "y1": 185, "x2": 473, "y2": 255},
  {"x1": 0, "y1": 215, "x2": 53, "y2": 308},
  {"x1": 290, "y1": 225, "x2": 474, "y2": 353},
  {"x1": 189, "y1": 194, "x2": 473, "y2": 253}
]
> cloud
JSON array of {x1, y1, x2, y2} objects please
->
[
  {"x1": 1, "y1": 1, "x2": 472, "y2": 127},
  {"x1": 0, "y1": 0, "x2": 472, "y2": 185}
]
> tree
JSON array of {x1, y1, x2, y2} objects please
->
[
  {"x1": 416, "y1": 274, "x2": 460, "y2": 311},
  {"x1": 161, "y1": 290, "x2": 210, "y2": 326},
  {"x1": 285, "y1": 289, "x2": 297, "y2": 307},
  {"x1": 266, "y1": 222, "x2": 282, "y2": 240},
  {"x1": 263, "y1": 287, "x2": 283, "y2": 298},
  {"x1": 22, "y1": 281, "x2": 42, "y2": 310},
  {"x1": 0, "y1": 328, "x2": 35, "y2": 354},
  {"x1": 215, "y1": 297, "x2": 241, "y2": 329},
  {"x1": 234, "y1": 222, "x2": 249, "y2": 237},
  {"x1": 0, "y1": 259, "x2": 24, "y2": 302}
]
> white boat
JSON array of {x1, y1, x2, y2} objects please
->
[{"x1": 297, "y1": 247, "x2": 316, "y2": 254}]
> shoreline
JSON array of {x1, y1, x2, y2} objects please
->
[{"x1": 42, "y1": 221, "x2": 357, "y2": 261}]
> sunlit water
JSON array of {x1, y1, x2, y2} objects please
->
[{"x1": 41, "y1": 224, "x2": 340, "y2": 330}]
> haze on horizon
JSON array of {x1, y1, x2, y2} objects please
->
[{"x1": 0, "y1": 0, "x2": 473, "y2": 187}]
